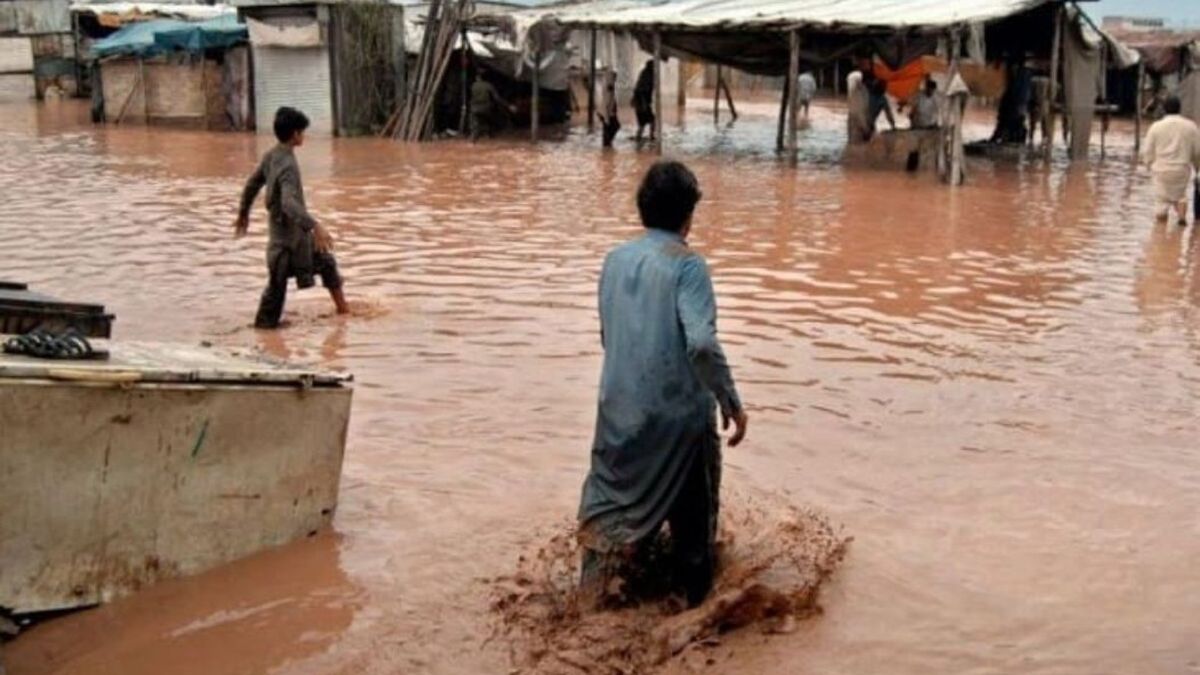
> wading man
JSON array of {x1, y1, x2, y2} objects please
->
[
  {"x1": 599, "y1": 70, "x2": 621, "y2": 148},
  {"x1": 578, "y1": 161, "x2": 748, "y2": 608},
  {"x1": 469, "y1": 72, "x2": 515, "y2": 142},
  {"x1": 797, "y1": 70, "x2": 817, "y2": 120},
  {"x1": 1141, "y1": 96, "x2": 1200, "y2": 226},
  {"x1": 236, "y1": 106, "x2": 348, "y2": 329},
  {"x1": 633, "y1": 59, "x2": 657, "y2": 144},
  {"x1": 907, "y1": 77, "x2": 939, "y2": 130}
]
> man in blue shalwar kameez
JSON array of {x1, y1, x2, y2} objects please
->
[{"x1": 579, "y1": 161, "x2": 748, "y2": 608}]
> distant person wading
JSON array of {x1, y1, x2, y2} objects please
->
[{"x1": 1141, "y1": 96, "x2": 1200, "y2": 226}]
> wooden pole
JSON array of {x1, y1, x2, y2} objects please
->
[
  {"x1": 113, "y1": 62, "x2": 143, "y2": 125},
  {"x1": 776, "y1": 75, "x2": 789, "y2": 152},
  {"x1": 787, "y1": 29, "x2": 801, "y2": 157},
  {"x1": 587, "y1": 28, "x2": 597, "y2": 132},
  {"x1": 722, "y1": 76, "x2": 737, "y2": 119},
  {"x1": 677, "y1": 59, "x2": 687, "y2": 108},
  {"x1": 1099, "y1": 44, "x2": 1108, "y2": 159},
  {"x1": 531, "y1": 49, "x2": 540, "y2": 142},
  {"x1": 139, "y1": 58, "x2": 148, "y2": 124},
  {"x1": 653, "y1": 32, "x2": 663, "y2": 153},
  {"x1": 459, "y1": 29, "x2": 470, "y2": 134},
  {"x1": 948, "y1": 31, "x2": 965, "y2": 186},
  {"x1": 1135, "y1": 61, "x2": 1145, "y2": 155},
  {"x1": 71, "y1": 12, "x2": 83, "y2": 97},
  {"x1": 714, "y1": 65, "x2": 721, "y2": 123},
  {"x1": 1044, "y1": 4, "x2": 1064, "y2": 160}
]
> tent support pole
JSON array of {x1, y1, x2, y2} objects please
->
[
  {"x1": 1044, "y1": 3, "x2": 1064, "y2": 161},
  {"x1": 788, "y1": 29, "x2": 801, "y2": 158},
  {"x1": 140, "y1": 58, "x2": 148, "y2": 124},
  {"x1": 653, "y1": 31, "x2": 663, "y2": 154},
  {"x1": 776, "y1": 75, "x2": 789, "y2": 152},
  {"x1": 722, "y1": 74, "x2": 737, "y2": 119},
  {"x1": 1100, "y1": 44, "x2": 1108, "y2": 160},
  {"x1": 1134, "y1": 61, "x2": 1145, "y2": 156},
  {"x1": 677, "y1": 58, "x2": 687, "y2": 108},
  {"x1": 714, "y1": 65, "x2": 721, "y2": 123},
  {"x1": 948, "y1": 30, "x2": 965, "y2": 186},
  {"x1": 531, "y1": 49, "x2": 540, "y2": 143},
  {"x1": 587, "y1": 28, "x2": 596, "y2": 132}
]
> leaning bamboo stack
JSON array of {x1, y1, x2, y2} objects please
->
[{"x1": 382, "y1": 0, "x2": 472, "y2": 141}]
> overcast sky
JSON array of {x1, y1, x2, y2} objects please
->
[{"x1": 1092, "y1": 0, "x2": 1200, "y2": 25}]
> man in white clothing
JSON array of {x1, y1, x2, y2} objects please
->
[
  {"x1": 797, "y1": 71, "x2": 817, "y2": 119},
  {"x1": 1141, "y1": 96, "x2": 1200, "y2": 225}
]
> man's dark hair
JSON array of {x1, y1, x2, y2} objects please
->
[
  {"x1": 273, "y1": 106, "x2": 310, "y2": 143},
  {"x1": 637, "y1": 161, "x2": 702, "y2": 232},
  {"x1": 1164, "y1": 95, "x2": 1183, "y2": 116}
]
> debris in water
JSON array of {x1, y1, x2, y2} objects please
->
[{"x1": 490, "y1": 492, "x2": 850, "y2": 674}]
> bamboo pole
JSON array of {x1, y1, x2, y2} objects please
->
[
  {"x1": 587, "y1": 28, "x2": 597, "y2": 132},
  {"x1": 787, "y1": 29, "x2": 801, "y2": 157},
  {"x1": 1134, "y1": 61, "x2": 1145, "y2": 155},
  {"x1": 401, "y1": 0, "x2": 440, "y2": 137},
  {"x1": 531, "y1": 49, "x2": 540, "y2": 142},
  {"x1": 653, "y1": 32, "x2": 663, "y2": 153},
  {"x1": 1044, "y1": 3, "x2": 1064, "y2": 160},
  {"x1": 714, "y1": 65, "x2": 721, "y2": 123}
]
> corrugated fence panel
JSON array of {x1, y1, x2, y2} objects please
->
[{"x1": 0, "y1": 37, "x2": 34, "y2": 74}]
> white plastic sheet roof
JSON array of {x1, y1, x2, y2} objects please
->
[
  {"x1": 520, "y1": 0, "x2": 1055, "y2": 32},
  {"x1": 70, "y1": 2, "x2": 236, "y2": 22}
]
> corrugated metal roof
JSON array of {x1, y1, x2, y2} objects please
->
[{"x1": 520, "y1": 0, "x2": 1055, "y2": 32}]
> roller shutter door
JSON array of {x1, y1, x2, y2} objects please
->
[{"x1": 252, "y1": 46, "x2": 333, "y2": 136}]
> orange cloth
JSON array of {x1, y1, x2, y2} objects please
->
[{"x1": 871, "y1": 60, "x2": 931, "y2": 103}]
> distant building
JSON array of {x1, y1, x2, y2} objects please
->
[{"x1": 1102, "y1": 16, "x2": 1168, "y2": 32}]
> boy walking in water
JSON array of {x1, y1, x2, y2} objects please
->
[
  {"x1": 235, "y1": 107, "x2": 347, "y2": 328},
  {"x1": 578, "y1": 161, "x2": 748, "y2": 607}
]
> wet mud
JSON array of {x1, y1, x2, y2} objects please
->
[{"x1": 491, "y1": 493, "x2": 848, "y2": 674}]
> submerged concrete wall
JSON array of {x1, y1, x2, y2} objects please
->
[{"x1": 0, "y1": 378, "x2": 351, "y2": 613}]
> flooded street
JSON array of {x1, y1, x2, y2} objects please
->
[{"x1": 3, "y1": 97, "x2": 1200, "y2": 674}]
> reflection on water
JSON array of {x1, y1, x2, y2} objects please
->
[{"x1": 3, "y1": 98, "x2": 1200, "y2": 674}]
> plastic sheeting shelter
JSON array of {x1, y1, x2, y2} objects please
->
[
  {"x1": 511, "y1": 0, "x2": 1134, "y2": 74},
  {"x1": 517, "y1": 0, "x2": 1059, "y2": 32},
  {"x1": 91, "y1": 16, "x2": 248, "y2": 59},
  {"x1": 69, "y1": 2, "x2": 235, "y2": 27}
]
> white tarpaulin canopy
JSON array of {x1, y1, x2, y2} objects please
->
[
  {"x1": 515, "y1": 0, "x2": 1057, "y2": 32},
  {"x1": 502, "y1": 0, "x2": 1136, "y2": 75},
  {"x1": 70, "y1": 2, "x2": 235, "y2": 23}
]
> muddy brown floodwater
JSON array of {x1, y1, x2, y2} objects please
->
[{"x1": 3, "y1": 96, "x2": 1200, "y2": 675}]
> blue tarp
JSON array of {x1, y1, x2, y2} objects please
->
[{"x1": 91, "y1": 16, "x2": 248, "y2": 59}]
